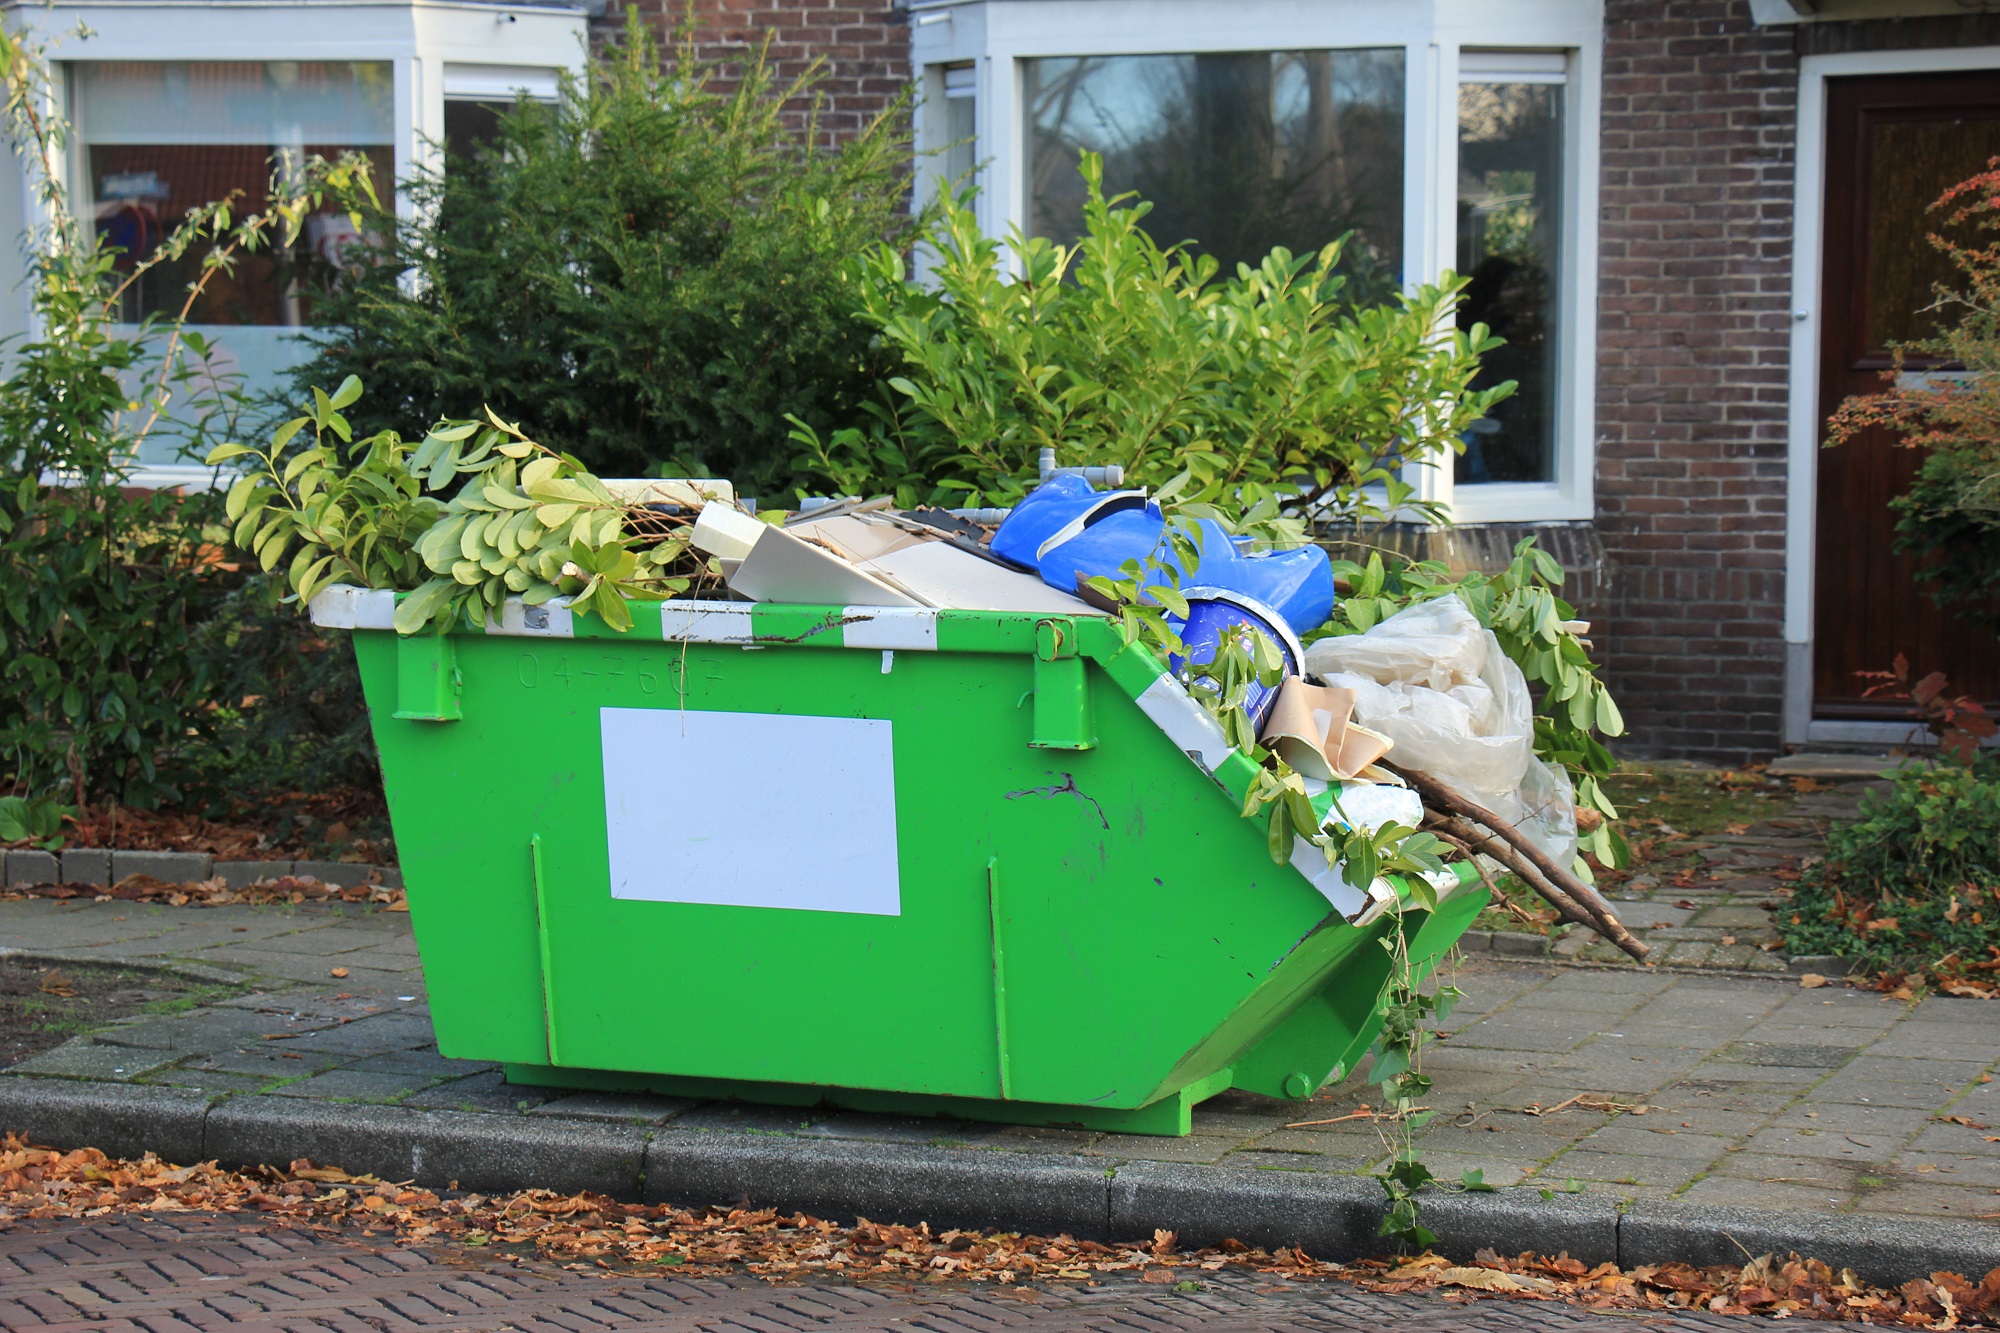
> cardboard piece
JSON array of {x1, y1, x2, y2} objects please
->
[{"x1": 1256, "y1": 677, "x2": 1395, "y2": 780}]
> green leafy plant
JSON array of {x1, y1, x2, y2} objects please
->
[
  {"x1": 0, "y1": 794, "x2": 75, "y2": 849},
  {"x1": 794, "y1": 153, "x2": 1511, "y2": 517},
  {"x1": 1781, "y1": 753, "x2": 2000, "y2": 983},
  {"x1": 291, "y1": 10, "x2": 921, "y2": 494},
  {"x1": 1827, "y1": 158, "x2": 2000, "y2": 628},
  {"x1": 214, "y1": 381, "x2": 716, "y2": 635},
  {"x1": 1367, "y1": 931, "x2": 1466, "y2": 1249}
]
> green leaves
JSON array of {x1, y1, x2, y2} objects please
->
[
  {"x1": 801, "y1": 153, "x2": 1510, "y2": 519},
  {"x1": 0, "y1": 793, "x2": 76, "y2": 849},
  {"x1": 224, "y1": 380, "x2": 700, "y2": 637}
]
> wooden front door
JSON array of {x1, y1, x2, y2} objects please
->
[{"x1": 1812, "y1": 72, "x2": 2000, "y2": 718}]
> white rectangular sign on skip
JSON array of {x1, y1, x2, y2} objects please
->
[{"x1": 600, "y1": 707, "x2": 902, "y2": 916}]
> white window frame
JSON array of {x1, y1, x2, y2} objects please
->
[
  {"x1": 910, "y1": 0, "x2": 1603, "y2": 525},
  {"x1": 0, "y1": 0, "x2": 587, "y2": 489}
]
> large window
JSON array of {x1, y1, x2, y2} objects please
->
[
  {"x1": 1024, "y1": 50, "x2": 1403, "y2": 292},
  {"x1": 1456, "y1": 63, "x2": 1566, "y2": 485},
  {"x1": 913, "y1": 1, "x2": 1602, "y2": 523},
  {"x1": 76, "y1": 61, "x2": 395, "y2": 326}
]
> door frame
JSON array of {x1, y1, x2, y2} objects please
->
[{"x1": 1783, "y1": 46, "x2": 2000, "y2": 748}]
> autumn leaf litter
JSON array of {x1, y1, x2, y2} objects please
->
[{"x1": 2, "y1": 1136, "x2": 1996, "y2": 1325}]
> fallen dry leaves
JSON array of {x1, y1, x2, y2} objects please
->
[
  {"x1": 0, "y1": 1136, "x2": 1995, "y2": 1324},
  {"x1": 0, "y1": 873, "x2": 407, "y2": 912}
]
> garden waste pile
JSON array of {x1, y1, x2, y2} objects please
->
[{"x1": 681, "y1": 476, "x2": 1641, "y2": 958}]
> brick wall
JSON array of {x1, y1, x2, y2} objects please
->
[
  {"x1": 1591, "y1": 0, "x2": 1798, "y2": 762},
  {"x1": 601, "y1": 0, "x2": 909, "y2": 146},
  {"x1": 598, "y1": 0, "x2": 1989, "y2": 761}
]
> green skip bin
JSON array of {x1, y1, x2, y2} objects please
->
[{"x1": 313, "y1": 587, "x2": 1487, "y2": 1136}]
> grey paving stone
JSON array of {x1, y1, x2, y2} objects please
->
[
  {"x1": 1568, "y1": 1124, "x2": 1733, "y2": 1161},
  {"x1": 1084, "y1": 1134, "x2": 1240, "y2": 1164},
  {"x1": 268, "y1": 1069, "x2": 437, "y2": 1103},
  {"x1": 92, "y1": 1008, "x2": 280, "y2": 1053},
  {"x1": 277, "y1": 1010, "x2": 437, "y2": 1055},
  {"x1": 346, "y1": 1049, "x2": 496, "y2": 1080},
  {"x1": 528, "y1": 1091, "x2": 699, "y2": 1126},
  {"x1": 1385, "y1": 1150, "x2": 1532, "y2": 1188},
  {"x1": 141, "y1": 1069, "x2": 271, "y2": 1094},
  {"x1": 248, "y1": 926, "x2": 396, "y2": 956},
  {"x1": 671, "y1": 1102, "x2": 827, "y2": 1134},
  {"x1": 59, "y1": 848, "x2": 111, "y2": 885},
  {"x1": 1861, "y1": 1182, "x2": 2000, "y2": 1218},
  {"x1": 9, "y1": 1040, "x2": 179, "y2": 1080},
  {"x1": 1217, "y1": 1148, "x2": 1356, "y2": 1173},
  {"x1": 1776, "y1": 1103, "x2": 1934, "y2": 1137},
  {"x1": 1535, "y1": 1149, "x2": 1700, "y2": 1189},
  {"x1": 5, "y1": 849, "x2": 59, "y2": 886},
  {"x1": 313, "y1": 949, "x2": 424, "y2": 974},
  {"x1": 214, "y1": 860, "x2": 295, "y2": 889},
  {"x1": 790, "y1": 1112, "x2": 984, "y2": 1145},
  {"x1": 1737, "y1": 1126, "x2": 1894, "y2": 1161},
  {"x1": 192, "y1": 1047, "x2": 346, "y2": 1079},
  {"x1": 1670, "y1": 1175, "x2": 1853, "y2": 1212},
  {"x1": 111, "y1": 851, "x2": 213, "y2": 884},
  {"x1": 401, "y1": 1070, "x2": 565, "y2": 1114}
]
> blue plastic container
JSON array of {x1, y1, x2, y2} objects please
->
[
  {"x1": 990, "y1": 478, "x2": 1335, "y2": 635},
  {"x1": 1166, "y1": 587, "x2": 1305, "y2": 731}
]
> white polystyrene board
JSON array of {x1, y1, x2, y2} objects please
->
[
  {"x1": 1133, "y1": 675, "x2": 1236, "y2": 776},
  {"x1": 600, "y1": 707, "x2": 902, "y2": 916},
  {"x1": 842, "y1": 608, "x2": 940, "y2": 651},
  {"x1": 492, "y1": 596, "x2": 575, "y2": 638},
  {"x1": 728, "y1": 523, "x2": 925, "y2": 608},
  {"x1": 308, "y1": 585, "x2": 396, "y2": 631},
  {"x1": 861, "y1": 541, "x2": 1099, "y2": 614},
  {"x1": 661, "y1": 605, "x2": 755, "y2": 644}
]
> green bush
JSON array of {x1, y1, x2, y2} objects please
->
[
  {"x1": 0, "y1": 27, "x2": 366, "y2": 809},
  {"x1": 291, "y1": 11, "x2": 920, "y2": 496},
  {"x1": 1781, "y1": 757, "x2": 2000, "y2": 980},
  {"x1": 185, "y1": 579, "x2": 380, "y2": 803},
  {"x1": 792, "y1": 153, "x2": 1510, "y2": 520}
]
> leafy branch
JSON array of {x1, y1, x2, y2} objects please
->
[{"x1": 210, "y1": 381, "x2": 718, "y2": 635}]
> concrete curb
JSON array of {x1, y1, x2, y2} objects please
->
[
  {"x1": 3, "y1": 848, "x2": 401, "y2": 892},
  {"x1": 1, "y1": 1076, "x2": 1994, "y2": 1286}
]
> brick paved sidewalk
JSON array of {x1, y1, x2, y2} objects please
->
[
  {"x1": 0, "y1": 1213, "x2": 1741, "y2": 1332},
  {"x1": 2, "y1": 840, "x2": 1996, "y2": 1229}
]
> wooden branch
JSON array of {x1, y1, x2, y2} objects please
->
[
  {"x1": 1424, "y1": 813, "x2": 1604, "y2": 940},
  {"x1": 1394, "y1": 762, "x2": 1651, "y2": 963},
  {"x1": 1427, "y1": 827, "x2": 1541, "y2": 928}
]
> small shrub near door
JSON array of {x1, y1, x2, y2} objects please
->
[{"x1": 1781, "y1": 753, "x2": 2000, "y2": 987}]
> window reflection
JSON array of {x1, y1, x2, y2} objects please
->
[
  {"x1": 1025, "y1": 50, "x2": 1404, "y2": 297},
  {"x1": 76, "y1": 61, "x2": 395, "y2": 326},
  {"x1": 1456, "y1": 81, "x2": 1563, "y2": 485}
]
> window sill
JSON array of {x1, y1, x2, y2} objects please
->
[{"x1": 1444, "y1": 482, "x2": 1591, "y2": 525}]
